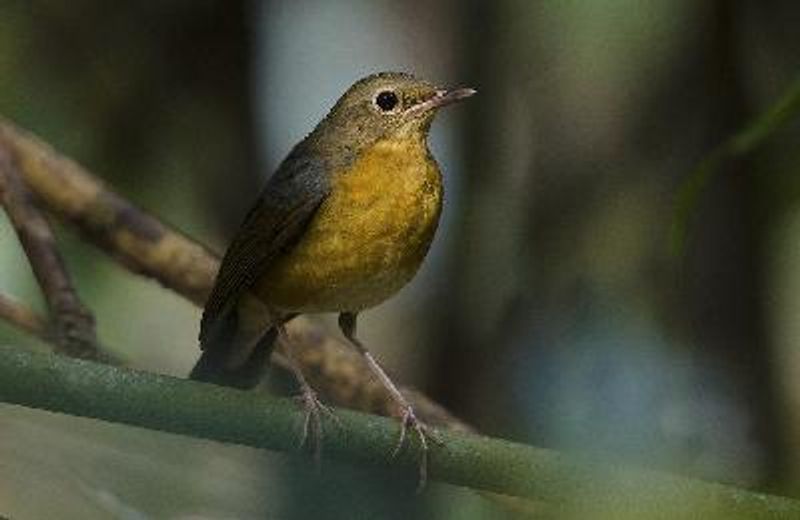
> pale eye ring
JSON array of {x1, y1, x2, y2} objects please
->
[{"x1": 374, "y1": 90, "x2": 399, "y2": 112}]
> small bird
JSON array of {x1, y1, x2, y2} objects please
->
[{"x1": 191, "y1": 71, "x2": 475, "y2": 479}]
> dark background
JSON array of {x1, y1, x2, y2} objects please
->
[{"x1": 1, "y1": 1, "x2": 799, "y2": 518}]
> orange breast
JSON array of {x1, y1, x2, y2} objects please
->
[{"x1": 256, "y1": 138, "x2": 443, "y2": 313}]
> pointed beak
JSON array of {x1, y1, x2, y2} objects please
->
[
  {"x1": 407, "y1": 87, "x2": 477, "y2": 115},
  {"x1": 428, "y1": 87, "x2": 477, "y2": 109}
]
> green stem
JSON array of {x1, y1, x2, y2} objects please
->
[
  {"x1": 0, "y1": 346, "x2": 798, "y2": 517},
  {"x1": 671, "y1": 74, "x2": 800, "y2": 255}
]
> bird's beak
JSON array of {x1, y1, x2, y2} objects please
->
[
  {"x1": 429, "y1": 87, "x2": 477, "y2": 108},
  {"x1": 407, "y1": 87, "x2": 477, "y2": 115}
]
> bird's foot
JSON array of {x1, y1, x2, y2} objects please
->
[
  {"x1": 391, "y1": 404, "x2": 441, "y2": 491},
  {"x1": 294, "y1": 386, "x2": 339, "y2": 466}
]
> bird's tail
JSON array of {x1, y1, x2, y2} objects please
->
[
  {"x1": 192, "y1": 293, "x2": 278, "y2": 389},
  {"x1": 189, "y1": 327, "x2": 277, "y2": 389}
]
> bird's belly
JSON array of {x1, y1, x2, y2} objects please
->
[{"x1": 256, "y1": 144, "x2": 442, "y2": 313}]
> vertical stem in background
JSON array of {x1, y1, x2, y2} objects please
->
[
  {"x1": 679, "y1": 0, "x2": 785, "y2": 483},
  {"x1": 433, "y1": 1, "x2": 536, "y2": 428}
]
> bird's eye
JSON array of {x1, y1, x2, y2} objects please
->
[{"x1": 375, "y1": 90, "x2": 399, "y2": 112}]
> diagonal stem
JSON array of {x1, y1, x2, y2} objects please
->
[{"x1": 0, "y1": 145, "x2": 100, "y2": 360}]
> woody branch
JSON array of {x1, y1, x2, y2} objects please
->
[{"x1": 0, "y1": 144, "x2": 106, "y2": 361}]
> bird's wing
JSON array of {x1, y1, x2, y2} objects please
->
[{"x1": 199, "y1": 154, "x2": 330, "y2": 350}]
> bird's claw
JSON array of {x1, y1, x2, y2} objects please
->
[
  {"x1": 294, "y1": 387, "x2": 339, "y2": 466},
  {"x1": 391, "y1": 405, "x2": 437, "y2": 491}
]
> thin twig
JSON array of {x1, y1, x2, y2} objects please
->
[
  {"x1": 0, "y1": 292, "x2": 49, "y2": 341},
  {"x1": 0, "y1": 146, "x2": 100, "y2": 360},
  {"x1": 0, "y1": 291, "x2": 122, "y2": 364}
]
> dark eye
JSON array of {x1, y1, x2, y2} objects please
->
[{"x1": 375, "y1": 90, "x2": 399, "y2": 112}]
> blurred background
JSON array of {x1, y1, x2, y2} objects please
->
[{"x1": 1, "y1": 1, "x2": 799, "y2": 518}]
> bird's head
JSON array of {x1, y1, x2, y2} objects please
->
[{"x1": 307, "y1": 72, "x2": 475, "y2": 163}]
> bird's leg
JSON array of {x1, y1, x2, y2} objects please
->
[
  {"x1": 273, "y1": 322, "x2": 337, "y2": 465},
  {"x1": 338, "y1": 312, "x2": 437, "y2": 488}
]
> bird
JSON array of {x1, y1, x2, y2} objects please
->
[{"x1": 191, "y1": 71, "x2": 475, "y2": 481}]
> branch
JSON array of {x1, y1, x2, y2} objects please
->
[
  {"x1": 0, "y1": 120, "x2": 217, "y2": 306},
  {"x1": 0, "y1": 346, "x2": 798, "y2": 518},
  {"x1": 0, "y1": 146, "x2": 101, "y2": 360},
  {"x1": 0, "y1": 292, "x2": 49, "y2": 341}
]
